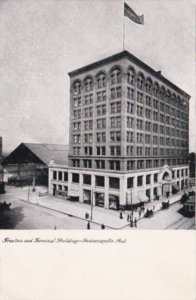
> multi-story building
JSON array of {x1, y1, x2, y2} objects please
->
[{"x1": 49, "y1": 50, "x2": 190, "y2": 210}]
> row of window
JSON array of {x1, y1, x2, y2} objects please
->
[
  {"x1": 72, "y1": 68, "x2": 188, "y2": 111},
  {"x1": 72, "y1": 144, "x2": 188, "y2": 157},
  {"x1": 53, "y1": 169, "x2": 188, "y2": 189},
  {"x1": 73, "y1": 90, "x2": 188, "y2": 120},
  {"x1": 70, "y1": 158, "x2": 188, "y2": 170}
]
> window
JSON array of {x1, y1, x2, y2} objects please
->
[
  {"x1": 111, "y1": 87, "x2": 122, "y2": 99},
  {"x1": 110, "y1": 117, "x2": 121, "y2": 128},
  {"x1": 137, "y1": 92, "x2": 143, "y2": 103},
  {"x1": 95, "y1": 160, "x2": 105, "y2": 169},
  {"x1": 97, "y1": 73, "x2": 106, "y2": 88},
  {"x1": 136, "y1": 119, "x2": 143, "y2": 130},
  {"x1": 127, "y1": 131, "x2": 134, "y2": 143},
  {"x1": 137, "y1": 74, "x2": 144, "y2": 90},
  {"x1": 127, "y1": 161, "x2": 135, "y2": 170},
  {"x1": 127, "y1": 87, "x2": 134, "y2": 99},
  {"x1": 137, "y1": 105, "x2": 143, "y2": 117},
  {"x1": 127, "y1": 102, "x2": 134, "y2": 113},
  {"x1": 146, "y1": 175, "x2": 151, "y2": 185},
  {"x1": 72, "y1": 173, "x2": 79, "y2": 183},
  {"x1": 127, "y1": 177, "x2": 133, "y2": 189},
  {"x1": 96, "y1": 118, "x2": 106, "y2": 129},
  {"x1": 84, "y1": 120, "x2": 93, "y2": 130},
  {"x1": 96, "y1": 132, "x2": 106, "y2": 143},
  {"x1": 146, "y1": 95, "x2": 151, "y2": 106},
  {"x1": 111, "y1": 102, "x2": 121, "y2": 114},
  {"x1": 84, "y1": 107, "x2": 93, "y2": 118},
  {"x1": 127, "y1": 117, "x2": 134, "y2": 128},
  {"x1": 83, "y1": 174, "x2": 91, "y2": 185},
  {"x1": 127, "y1": 68, "x2": 135, "y2": 85},
  {"x1": 73, "y1": 122, "x2": 81, "y2": 131},
  {"x1": 58, "y1": 171, "x2": 62, "y2": 181},
  {"x1": 110, "y1": 131, "x2": 121, "y2": 142},
  {"x1": 110, "y1": 68, "x2": 122, "y2": 85},
  {"x1": 109, "y1": 161, "x2": 120, "y2": 171},
  {"x1": 137, "y1": 176, "x2": 143, "y2": 186},
  {"x1": 97, "y1": 91, "x2": 106, "y2": 102},
  {"x1": 97, "y1": 104, "x2": 106, "y2": 116},
  {"x1": 53, "y1": 171, "x2": 57, "y2": 180},
  {"x1": 109, "y1": 177, "x2": 120, "y2": 189},
  {"x1": 73, "y1": 96, "x2": 81, "y2": 107},
  {"x1": 110, "y1": 146, "x2": 121, "y2": 156},
  {"x1": 72, "y1": 159, "x2": 80, "y2": 167},
  {"x1": 84, "y1": 94, "x2": 93, "y2": 105},
  {"x1": 154, "y1": 174, "x2": 158, "y2": 183},
  {"x1": 127, "y1": 146, "x2": 133, "y2": 155},
  {"x1": 84, "y1": 147, "x2": 92, "y2": 155},
  {"x1": 137, "y1": 160, "x2": 144, "y2": 169},
  {"x1": 84, "y1": 78, "x2": 93, "y2": 92},
  {"x1": 73, "y1": 81, "x2": 81, "y2": 95},
  {"x1": 64, "y1": 172, "x2": 68, "y2": 182},
  {"x1": 95, "y1": 176, "x2": 105, "y2": 187},
  {"x1": 73, "y1": 134, "x2": 81, "y2": 144},
  {"x1": 96, "y1": 147, "x2": 106, "y2": 156},
  {"x1": 84, "y1": 134, "x2": 92, "y2": 143},
  {"x1": 146, "y1": 79, "x2": 152, "y2": 94},
  {"x1": 73, "y1": 109, "x2": 81, "y2": 120},
  {"x1": 83, "y1": 160, "x2": 92, "y2": 168}
]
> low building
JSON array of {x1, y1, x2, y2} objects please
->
[{"x1": 3, "y1": 143, "x2": 69, "y2": 186}]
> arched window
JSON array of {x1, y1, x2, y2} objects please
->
[
  {"x1": 160, "y1": 86, "x2": 166, "y2": 100},
  {"x1": 146, "y1": 77, "x2": 153, "y2": 94},
  {"x1": 166, "y1": 90, "x2": 171, "y2": 103},
  {"x1": 127, "y1": 67, "x2": 135, "y2": 85},
  {"x1": 73, "y1": 80, "x2": 81, "y2": 95},
  {"x1": 84, "y1": 77, "x2": 93, "y2": 92},
  {"x1": 137, "y1": 72, "x2": 145, "y2": 90},
  {"x1": 153, "y1": 82, "x2": 159, "y2": 97},
  {"x1": 96, "y1": 72, "x2": 106, "y2": 88},
  {"x1": 171, "y1": 93, "x2": 176, "y2": 106},
  {"x1": 110, "y1": 67, "x2": 122, "y2": 85}
]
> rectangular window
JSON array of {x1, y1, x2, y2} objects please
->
[
  {"x1": 146, "y1": 175, "x2": 151, "y2": 185},
  {"x1": 64, "y1": 172, "x2": 68, "y2": 182},
  {"x1": 58, "y1": 171, "x2": 62, "y2": 181},
  {"x1": 137, "y1": 176, "x2": 143, "y2": 186},
  {"x1": 95, "y1": 176, "x2": 105, "y2": 187},
  {"x1": 83, "y1": 174, "x2": 91, "y2": 185},
  {"x1": 72, "y1": 173, "x2": 79, "y2": 183},
  {"x1": 109, "y1": 177, "x2": 120, "y2": 189},
  {"x1": 127, "y1": 177, "x2": 133, "y2": 189},
  {"x1": 53, "y1": 171, "x2": 57, "y2": 180}
]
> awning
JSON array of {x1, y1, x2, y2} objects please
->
[
  {"x1": 172, "y1": 183, "x2": 180, "y2": 191},
  {"x1": 126, "y1": 192, "x2": 140, "y2": 204},
  {"x1": 68, "y1": 190, "x2": 80, "y2": 197},
  {"x1": 138, "y1": 192, "x2": 149, "y2": 203}
]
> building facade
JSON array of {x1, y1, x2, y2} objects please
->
[{"x1": 49, "y1": 51, "x2": 190, "y2": 209}]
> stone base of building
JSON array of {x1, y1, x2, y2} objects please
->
[{"x1": 49, "y1": 164, "x2": 189, "y2": 210}]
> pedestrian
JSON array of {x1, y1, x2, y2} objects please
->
[
  {"x1": 54, "y1": 226, "x2": 57, "y2": 230},
  {"x1": 119, "y1": 211, "x2": 123, "y2": 219},
  {"x1": 127, "y1": 214, "x2": 130, "y2": 222},
  {"x1": 139, "y1": 211, "x2": 141, "y2": 218},
  {"x1": 101, "y1": 224, "x2": 105, "y2": 230},
  {"x1": 130, "y1": 220, "x2": 133, "y2": 228},
  {"x1": 87, "y1": 221, "x2": 90, "y2": 229},
  {"x1": 134, "y1": 218, "x2": 137, "y2": 227},
  {"x1": 153, "y1": 205, "x2": 155, "y2": 211}
]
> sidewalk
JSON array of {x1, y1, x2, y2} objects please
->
[{"x1": 3, "y1": 185, "x2": 193, "y2": 229}]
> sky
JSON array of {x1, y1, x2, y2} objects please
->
[{"x1": 0, "y1": 0, "x2": 195, "y2": 154}]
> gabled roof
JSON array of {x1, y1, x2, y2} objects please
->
[{"x1": 3, "y1": 143, "x2": 69, "y2": 166}]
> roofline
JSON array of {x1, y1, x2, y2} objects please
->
[{"x1": 68, "y1": 50, "x2": 190, "y2": 98}]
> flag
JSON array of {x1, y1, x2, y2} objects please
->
[{"x1": 124, "y1": 2, "x2": 144, "y2": 25}]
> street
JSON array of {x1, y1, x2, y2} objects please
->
[{"x1": 0, "y1": 185, "x2": 195, "y2": 230}]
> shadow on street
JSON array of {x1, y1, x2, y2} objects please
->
[{"x1": 0, "y1": 206, "x2": 25, "y2": 229}]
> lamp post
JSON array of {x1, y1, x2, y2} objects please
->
[
  {"x1": 129, "y1": 188, "x2": 133, "y2": 227},
  {"x1": 90, "y1": 188, "x2": 93, "y2": 221}
]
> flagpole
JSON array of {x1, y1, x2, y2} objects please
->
[{"x1": 123, "y1": 11, "x2": 125, "y2": 51}]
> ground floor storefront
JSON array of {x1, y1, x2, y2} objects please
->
[{"x1": 49, "y1": 164, "x2": 189, "y2": 210}]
